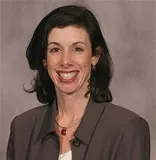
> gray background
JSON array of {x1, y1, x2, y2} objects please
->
[{"x1": 0, "y1": 0, "x2": 156, "y2": 159}]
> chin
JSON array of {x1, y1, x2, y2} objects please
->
[{"x1": 57, "y1": 85, "x2": 79, "y2": 95}]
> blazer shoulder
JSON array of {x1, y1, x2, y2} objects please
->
[
  {"x1": 106, "y1": 102, "x2": 140, "y2": 117},
  {"x1": 12, "y1": 104, "x2": 49, "y2": 127},
  {"x1": 96, "y1": 102, "x2": 150, "y2": 143},
  {"x1": 103, "y1": 102, "x2": 148, "y2": 128}
]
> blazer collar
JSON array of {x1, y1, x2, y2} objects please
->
[
  {"x1": 74, "y1": 98, "x2": 106, "y2": 145},
  {"x1": 37, "y1": 97, "x2": 106, "y2": 145},
  {"x1": 36, "y1": 100, "x2": 57, "y2": 142}
]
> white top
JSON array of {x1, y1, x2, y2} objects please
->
[{"x1": 58, "y1": 150, "x2": 72, "y2": 160}]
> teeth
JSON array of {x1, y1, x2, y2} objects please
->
[{"x1": 59, "y1": 72, "x2": 77, "y2": 79}]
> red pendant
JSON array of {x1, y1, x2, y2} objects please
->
[{"x1": 61, "y1": 128, "x2": 67, "y2": 136}]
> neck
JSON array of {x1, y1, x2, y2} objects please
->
[{"x1": 56, "y1": 91, "x2": 90, "y2": 121}]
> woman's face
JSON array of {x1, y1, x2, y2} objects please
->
[{"x1": 44, "y1": 26, "x2": 99, "y2": 95}]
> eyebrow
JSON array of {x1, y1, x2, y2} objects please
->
[{"x1": 48, "y1": 41, "x2": 86, "y2": 46}]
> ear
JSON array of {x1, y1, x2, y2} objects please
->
[
  {"x1": 91, "y1": 55, "x2": 100, "y2": 66},
  {"x1": 91, "y1": 46, "x2": 102, "y2": 65},
  {"x1": 43, "y1": 59, "x2": 47, "y2": 68}
]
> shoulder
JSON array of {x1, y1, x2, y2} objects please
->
[
  {"x1": 104, "y1": 102, "x2": 143, "y2": 121},
  {"x1": 104, "y1": 104, "x2": 150, "y2": 158},
  {"x1": 99, "y1": 102, "x2": 149, "y2": 133},
  {"x1": 11, "y1": 104, "x2": 49, "y2": 128},
  {"x1": 104, "y1": 102, "x2": 139, "y2": 120},
  {"x1": 93, "y1": 102, "x2": 150, "y2": 149}
]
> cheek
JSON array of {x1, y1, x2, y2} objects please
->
[
  {"x1": 46, "y1": 61, "x2": 54, "y2": 72},
  {"x1": 81, "y1": 56, "x2": 92, "y2": 69},
  {"x1": 46, "y1": 55, "x2": 59, "y2": 70},
  {"x1": 46, "y1": 60, "x2": 57, "y2": 79},
  {"x1": 78, "y1": 58, "x2": 92, "y2": 77}
]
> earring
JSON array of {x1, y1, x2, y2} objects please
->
[{"x1": 92, "y1": 65, "x2": 96, "y2": 71}]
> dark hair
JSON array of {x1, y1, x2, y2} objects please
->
[{"x1": 26, "y1": 5, "x2": 114, "y2": 105}]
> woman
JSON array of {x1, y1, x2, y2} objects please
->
[{"x1": 7, "y1": 5, "x2": 150, "y2": 160}]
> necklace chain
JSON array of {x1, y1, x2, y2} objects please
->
[
  {"x1": 55, "y1": 116, "x2": 83, "y2": 129},
  {"x1": 55, "y1": 108, "x2": 87, "y2": 135}
]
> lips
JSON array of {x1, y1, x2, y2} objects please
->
[
  {"x1": 59, "y1": 72, "x2": 77, "y2": 79},
  {"x1": 57, "y1": 70, "x2": 79, "y2": 82}
]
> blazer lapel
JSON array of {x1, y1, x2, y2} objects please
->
[
  {"x1": 29, "y1": 101, "x2": 59, "y2": 160},
  {"x1": 71, "y1": 98, "x2": 106, "y2": 160}
]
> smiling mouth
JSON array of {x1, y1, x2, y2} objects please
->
[{"x1": 57, "y1": 71, "x2": 79, "y2": 81}]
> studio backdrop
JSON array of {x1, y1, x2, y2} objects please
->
[{"x1": 1, "y1": 0, "x2": 156, "y2": 160}]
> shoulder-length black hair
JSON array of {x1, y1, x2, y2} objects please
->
[{"x1": 26, "y1": 5, "x2": 114, "y2": 105}]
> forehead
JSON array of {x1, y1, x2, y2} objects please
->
[{"x1": 48, "y1": 26, "x2": 90, "y2": 44}]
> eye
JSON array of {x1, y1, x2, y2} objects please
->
[
  {"x1": 49, "y1": 47, "x2": 61, "y2": 53},
  {"x1": 73, "y1": 47, "x2": 84, "y2": 52}
]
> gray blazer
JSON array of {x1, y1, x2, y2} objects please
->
[{"x1": 7, "y1": 98, "x2": 150, "y2": 160}]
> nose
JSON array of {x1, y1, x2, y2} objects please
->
[{"x1": 60, "y1": 51, "x2": 72, "y2": 67}]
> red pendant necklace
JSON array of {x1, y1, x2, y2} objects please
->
[
  {"x1": 61, "y1": 128, "x2": 67, "y2": 136},
  {"x1": 55, "y1": 116, "x2": 84, "y2": 136}
]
